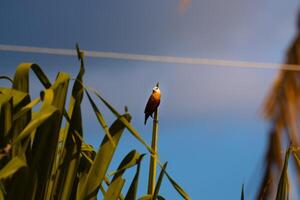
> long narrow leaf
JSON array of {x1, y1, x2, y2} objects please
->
[
  {"x1": 0, "y1": 76, "x2": 13, "y2": 84},
  {"x1": 12, "y1": 63, "x2": 51, "y2": 92},
  {"x1": 103, "y1": 177, "x2": 125, "y2": 200},
  {"x1": 54, "y1": 46, "x2": 85, "y2": 200},
  {"x1": 275, "y1": 146, "x2": 291, "y2": 200},
  {"x1": 153, "y1": 162, "x2": 168, "y2": 200},
  {"x1": 124, "y1": 160, "x2": 143, "y2": 200},
  {"x1": 109, "y1": 150, "x2": 145, "y2": 200},
  {"x1": 158, "y1": 162, "x2": 191, "y2": 200},
  {"x1": 0, "y1": 156, "x2": 26, "y2": 180},
  {"x1": 0, "y1": 95, "x2": 12, "y2": 147},
  {"x1": 87, "y1": 88, "x2": 153, "y2": 153},
  {"x1": 12, "y1": 105, "x2": 58, "y2": 144},
  {"x1": 85, "y1": 90, "x2": 115, "y2": 147},
  {"x1": 110, "y1": 150, "x2": 145, "y2": 177},
  {"x1": 138, "y1": 195, "x2": 152, "y2": 200},
  {"x1": 13, "y1": 98, "x2": 40, "y2": 121},
  {"x1": 76, "y1": 114, "x2": 131, "y2": 200},
  {"x1": 241, "y1": 184, "x2": 244, "y2": 200}
]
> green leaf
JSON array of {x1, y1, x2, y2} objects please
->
[
  {"x1": 0, "y1": 88, "x2": 33, "y2": 159},
  {"x1": 0, "y1": 156, "x2": 26, "y2": 180},
  {"x1": 52, "y1": 53, "x2": 85, "y2": 200},
  {"x1": 42, "y1": 72, "x2": 70, "y2": 199},
  {"x1": 81, "y1": 143, "x2": 94, "y2": 152},
  {"x1": 157, "y1": 195, "x2": 166, "y2": 200},
  {"x1": 85, "y1": 90, "x2": 115, "y2": 147},
  {"x1": 153, "y1": 162, "x2": 168, "y2": 200},
  {"x1": 76, "y1": 113, "x2": 131, "y2": 200},
  {"x1": 110, "y1": 150, "x2": 145, "y2": 177},
  {"x1": 0, "y1": 94, "x2": 12, "y2": 146},
  {"x1": 275, "y1": 146, "x2": 291, "y2": 200},
  {"x1": 12, "y1": 105, "x2": 58, "y2": 144},
  {"x1": 87, "y1": 88, "x2": 153, "y2": 154},
  {"x1": 158, "y1": 162, "x2": 191, "y2": 200},
  {"x1": 103, "y1": 177, "x2": 125, "y2": 200},
  {"x1": 20, "y1": 73, "x2": 69, "y2": 200},
  {"x1": 0, "y1": 76, "x2": 13, "y2": 84},
  {"x1": 0, "y1": 89, "x2": 31, "y2": 199},
  {"x1": 0, "y1": 88, "x2": 30, "y2": 113},
  {"x1": 138, "y1": 195, "x2": 152, "y2": 200},
  {"x1": 0, "y1": 181, "x2": 6, "y2": 200},
  {"x1": 12, "y1": 63, "x2": 51, "y2": 93},
  {"x1": 109, "y1": 150, "x2": 145, "y2": 200},
  {"x1": 241, "y1": 184, "x2": 244, "y2": 200},
  {"x1": 78, "y1": 150, "x2": 126, "y2": 200},
  {"x1": 13, "y1": 97, "x2": 40, "y2": 121},
  {"x1": 124, "y1": 161, "x2": 142, "y2": 200}
]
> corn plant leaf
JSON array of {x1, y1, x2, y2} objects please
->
[
  {"x1": 138, "y1": 195, "x2": 152, "y2": 200},
  {"x1": 13, "y1": 97, "x2": 40, "y2": 121},
  {"x1": 275, "y1": 146, "x2": 291, "y2": 200},
  {"x1": 10, "y1": 63, "x2": 50, "y2": 158},
  {"x1": 76, "y1": 113, "x2": 131, "y2": 200},
  {"x1": 22, "y1": 73, "x2": 69, "y2": 200},
  {"x1": 12, "y1": 105, "x2": 58, "y2": 144},
  {"x1": 0, "y1": 88, "x2": 31, "y2": 157},
  {"x1": 81, "y1": 143, "x2": 94, "y2": 152},
  {"x1": 103, "y1": 177, "x2": 125, "y2": 200},
  {"x1": 12, "y1": 63, "x2": 51, "y2": 93},
  {"x1": 42, "y1": 72, "x2": 70, "y2": 200},
  {"x1": 87, "y1": 88, "x2": 153, "y2": 153},
  {"x1": 0, "y1": 76, "x2": 13, "y2": 84},
  {"x1": 108, "y1": 150, "x2": 144, "y2": 200},
  {"x1": 0, "y1": 156, "x2": 26, "y2": 180},
  {"x1": 241, "y1": 184, "x2": 244, "y2": 200},
  {"x1": 77, "y1": 150, "x2": 99, "y2": 199},
  {"x1": 85, "y1": 90, "x2": 115, "y2": 147},
  {"x1": 5, "y1": 147, "x2": 29, "y2": 200},
  {"x1": 0, "y1": 88, "x2": 30, "y2": 111},
  {"x1": 0, "y1": 89, "x2": 31, "y2": 198},
  {"x1": 158, "y1": 162, "x2": 191, "y2": 200},
  {"x1": 0, "y1": 181, "x2": 6, "y2": 200},
  {"x1": 24, "y1": 105, "x2": 60, "y2": 200},
  {"x1": 3, "y1": 73, "x2": 62, "y2": 199},
  {"x1": 54, "y1": 56, "x2": 85, "y2": 200},
  {"x1": 157, "y1": 196, "x2": 166, "y2": 200},
  {"x1": 0, "y1": 94, "x2": 12, "y2": 145},
  {"x1": 110, "y1": 150, "x2": 145, "y2": 177},
  {"x1": 79, "y1": 151, "x2": 125, "y2": 200},
  {"x1": 124, "y1": 153, "x2": 145, "y2": 200},
  {"x1": 293, "y1": 152, "x2": 300, "y2": 168},
  {"x1": 153, "y1": 162, "x2": 168, "y2": 200}
]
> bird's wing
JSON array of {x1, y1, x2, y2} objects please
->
[{"x1": 144, "y1": 94, "x2": 160, "y2": 114}]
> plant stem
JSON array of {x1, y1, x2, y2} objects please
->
[{"x1": 148, "y1": 109, "x2": 159, "y2": 195}]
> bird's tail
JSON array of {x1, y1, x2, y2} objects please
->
[{"x1": 144, "y1": 114, "x2": 149, "y2": 125}]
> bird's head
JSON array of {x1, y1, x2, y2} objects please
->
[{"x1": 152, "y1": 86, "x2": 160, "y2": 94}]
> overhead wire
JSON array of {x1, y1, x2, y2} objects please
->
[{"x1": 0, "y1": 44, "x2": 299, "y2": 71}]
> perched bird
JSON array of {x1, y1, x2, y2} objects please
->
[{"x1": 144, "y1": 85, "x2": 161, "y2": 125}]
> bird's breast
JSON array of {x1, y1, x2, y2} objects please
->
[{"x1": 152, "y1": 92, "x2": 161, "y2": 101}]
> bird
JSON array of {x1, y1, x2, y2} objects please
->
[{"x1": 144, "y1": 85, "x2": 161, "y2": 125}]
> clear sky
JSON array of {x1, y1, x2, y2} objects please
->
[{"x1": 1, "y1": 0, "x2": 300, "y2": 199}]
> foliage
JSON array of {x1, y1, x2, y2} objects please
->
[
  {"x1": 257, "y1": 12, "x2": 300, "y2": 200},
  {"x1": 0, "y1": 44, "x2": 190, "y2": 200}
]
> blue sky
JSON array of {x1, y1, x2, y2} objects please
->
[{"x1": 1, "y1": 0, "x2": 300, "y2": 199}]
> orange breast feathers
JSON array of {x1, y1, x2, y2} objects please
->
[
  {"x1": 144, "y1": 92, "x2": 160, "y2": 114},
  {"x1": 152, "y1": 91, "x2": 161, "y2": 101}
]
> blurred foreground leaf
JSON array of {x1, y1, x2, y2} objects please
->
[{"x1": 275, "y1": 146, "x2": 291, "y2": 200}]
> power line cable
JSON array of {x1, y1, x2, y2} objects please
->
[{"x1": 0, "y1": 44, "x2": 299, "y2": 71}]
